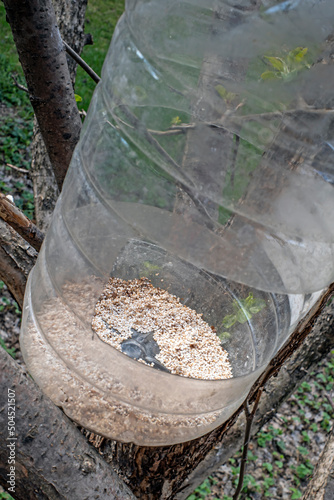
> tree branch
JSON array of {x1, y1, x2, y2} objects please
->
[
  {"x1": 63, "y1": 40, "x2": 101, "y2": 84},
  {"x1": 0, "y1": 347, "x2": 135, "y2": 500},
  {"x1": 232, "y1": 388, "x2": 263, "y2": 500},
  {"x1": 3, "y1": 0, "x2": 83, "y2": 190},
  {"x1": 248, "y1": 287, "x2": 334, "y2": 404},
  {"x1": 0, "y1": 194, "x2": 44, "y2": 252},
  {"x1": 0, "y1": 219, "x2": 37, "y2": 308},
  {"x1": 11, "y1": 74, "x2": 29, "y2": 94}
]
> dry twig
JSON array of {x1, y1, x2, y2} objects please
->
[
  {"x1": 64, "y1": 40, "x2": 101, "y2": 84},
  {"x1": 232, "y1": 388, "x2": 264, "y2": 500},
  {"x1": 6, "y1": 162, "x2": 30, "y2": 175},
  {"x1": 11, "y1": 73, "x2": 29, "y2": 93}
]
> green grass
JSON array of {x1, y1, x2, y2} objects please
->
[
  {"x1": 0, "y1": 6, "x2": 31, "y2": 107},
  {"x1": 0, "y1": 4, "x2": 34, "y2": 217},
  {"x1": 75, "y1": 0, "x2": 125, "y2": 111},
  {"x1": 0, "y1": 1, "x2": 124, "y2": 219},
  {"x1": 0, "y1": 0, "x2": 124, "y2": 112}
]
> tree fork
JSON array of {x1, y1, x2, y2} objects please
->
[
  {"x1": 3, "y1": 0, "x2": 82, "y2": 190},
  {"x1": 0, "y1": 219, "x2": 37, "y2": 308},
  {"x1": 0, "y1": 348, "x2": 136, "y2": 500}
]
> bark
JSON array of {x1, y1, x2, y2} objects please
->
[
  {"x1": 3, "y1": 0, "x2": 83, "y2": 192},
  {"x1": 302, "y1": 428, "x2": 334, "y2": 500},
  {"x1": 324, "y1": 459, "x2": 334, "y2": 500},
  {"x1": 53, "y1": 0, "x2": 88, "y2": 84},
  {"x1": 3, "y1": 0, "x2": 334, "y2": 498},
  {"x1": 30, "y1": 0, "x2": 88, "y2": 231},
  {"x1": 0, "y1": 348, "x2": 136, "y2": 500},
  {"x1": 85, "y1": 286, "x2": 334, "y2": 499},
  {"x1": 0, "y1": 219, "x2": 37, "y2": 308},
  {"x1": 30, "y1": 121, "x2": 60, "y2": 232},
  {"x1": 0, "y1": 193, "x2": 44, "y2": 252}
]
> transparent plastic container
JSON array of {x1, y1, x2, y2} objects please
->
[{"x1": 21, "y1": 0, "x2": 334, "y2": 445}]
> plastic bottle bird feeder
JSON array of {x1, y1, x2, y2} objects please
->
[{"x1": 21, "y1": 0, "x2": 334, "y2": 446}]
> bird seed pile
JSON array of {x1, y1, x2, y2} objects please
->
[{"x1": 92, "y1": 277, "x2": 232, "y2": 380}]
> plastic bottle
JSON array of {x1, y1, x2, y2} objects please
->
[{"x1": 21, "y1": 0, "x2": 334, "y2": 445}]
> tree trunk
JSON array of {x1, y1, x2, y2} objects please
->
[
  {"x1": 0, "y1": 348, "x2": 135, "y2": 500},
  {"x1": 30, "y1": 121, "x2": 59, "y2": 231},
  {"x1": 31, "y1": 0, "x2": 88, "y2": 230},
  {"x1": 3, "y1": 0, "x2": 83, "y2": 193},
  {"x1": 302, "y1": 428, "x2": 334, "y2": 500},
  {"x1": 324, "y1": 460, "x2": 334, "y2": 500},
  {"x1": 2, "y1": 1, "x2": 334, "y2": 498}
]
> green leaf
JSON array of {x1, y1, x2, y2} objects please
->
[
  {"x1": 245, "y1": 293, "x2": 254, "y2": 307},
  {"x1": 277, "y1": 440, "x2": 286, "y2": 451},
  {"x1": 74, "y1": 94, "x2": 82, "y2": 102},
  {"x1": 236, "y1": 308, "x2": 252, "y2": 324},
  {"x1": 247, "y1": 450, "x2": 258, "y2": 461},
  {"x1": 263, "y1": 477, "x2": 275, "y2": 487},
  {"x1": 291, "y1": 488, "x2": 302, "y2": 500},
  {"x1": 249, "y1": 298, "x2": 267, "y2": 314},
  {"x1": 263, "y1": 462, "x2": 273, "y2": 472},
  {"x1": 232, "y1": 299, "x2": 241, "y2": 314},
  {"x1": 295, "y1": 463, "x2": 313, "y2": 479},
  {"x1": 302, "y1": 431, "x2": 311, "y2": 443},
  {"x1": 264, "y1": 56, "x2": 286, "y2": 72},
  {"x1": 261, "y1": 71, "x2": 279, "y2": 81},
  {"x1": 0, "y1": 493, "x2": 15, "y2": 500},
  {"x1": 171, "y1": 116, "x2": 182, "y2": 125},
  {"x1": 218, "y1": 331, "x2": 231, "y2": 341},
  {"x1": 142, "y1": 261, "x2": 161, "y2": 273},
  {"x1": 222, "y1": 314, "x2": 237, "y2": 329},
  {"x1": 215, "y1": 84, "x2": 237, "y2": 102},
  {"x1": 0, "y1": 337, "x2": 16, "y2": 359},
  {"x1": 215, "y1": 84, "x2": 228, "y2": 98},
  {"x1": 288, "y1": 46, "x2": 308, "y2": 63}
]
